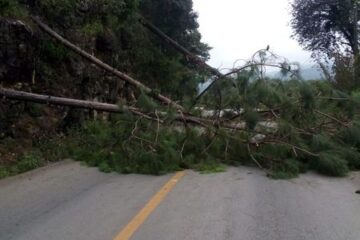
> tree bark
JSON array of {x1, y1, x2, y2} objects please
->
[
  {"x1": 0, "y1": 88, "x2": 126, "y2": 113},
  {"x1": 352, "y1": 0, "x2": 359, "y2": 56},
  {"x1": 0, "y1": 88, "x2": 218, "y2": 128},
  {"x1": 353, "y1": 0, "x2": 360, "y2": 87}
]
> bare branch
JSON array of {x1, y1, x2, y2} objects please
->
[
  {"x1": 315, "y1": 110, "x2": 349, "y2": 127},
  {"x1": 247, "y1": 144, "x2": 272, "y2": 175}
]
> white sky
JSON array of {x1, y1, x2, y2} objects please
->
[{"x1": 193, "y1": 0, "x2": 314, "y2": 70}]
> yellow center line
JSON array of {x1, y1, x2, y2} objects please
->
[{"x1": 113, "y1": 171, "x2": 186, "y2": 240}]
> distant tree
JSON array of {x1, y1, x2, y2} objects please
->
[
  {"x1": 139, "y1": 0, "x2": 210, "y2": 60},
  {"x1": 291, "y1": 0, "x2": 360, "y2": 57}
]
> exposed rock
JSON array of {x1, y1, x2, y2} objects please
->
[
  {"x1": 0, "y1": 18, "x2": 34, "y2": 84},
  {"x1": 250, "y1": 134, "x2": 267, "y2": 144}
]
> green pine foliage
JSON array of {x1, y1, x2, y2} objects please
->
[
  {"x1": 198, "y1": 77, "x2": 360, "y2": 178},
  {"x1": 3, "y1": 78, "x2": 360, "y2": 179},
  {"x1": 0, "y1": 151, "x2": 45, "y2": 179},
  {"x1": 243, "y1": 110, "x2": 260, "y2": 130},
  {"x1": 313, "y1": 152, "x2": 349, "y2": 177},
  {"x1": 136, "y1": 92, "x2": 158, "y2": 112},
  {"x1": 30, "y1": 79, "x2": 359, "y2": 178},
  {"x1": 271, "y1": 158, "x2": 302, "y2": 179}
]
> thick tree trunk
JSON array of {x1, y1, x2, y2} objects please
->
[
  {"x1": 354, "y1": 1, "x2": 360, "y2": 88},
  {"x1": 0, "y1": 88, "x2": 215, "y2": 128},
  {"x1": 0, "y1": 88, "x2": 125, "y2": 113},
  {"x1": 353, "y1": 0, "x2": 359, "y2": 56}
]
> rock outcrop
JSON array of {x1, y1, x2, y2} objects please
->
[{"x1": 0, "y1": 18, "x2": 34, "y2": 85}]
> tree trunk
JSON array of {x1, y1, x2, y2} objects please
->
[
  {"x1": 352, "y1": 0, "x2": 360, "y2": 88},
  {"x1": 353, "y1": 1, "x2": 359, "y2": 55},
  {"x1": 0, "y1": 88, "x2": 217, "y2": 128},
  {"x1": 0, "y1": 88, "x2": 125, "y2": 113}
]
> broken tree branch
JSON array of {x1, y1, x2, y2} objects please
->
[
  {"x1": 314, "y1": 110, "x2": 349, "y2": 127},
  {"x1": 247, "y1": 144, "x2": 272, "y2": 175}
]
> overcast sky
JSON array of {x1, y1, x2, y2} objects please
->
[{"x1": 193, "y1": 0, "x2": 314, "y2": 70}]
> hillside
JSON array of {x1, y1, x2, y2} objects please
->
[{"x1": 0, "y1": 0, "x2": 210, "y2": 170}]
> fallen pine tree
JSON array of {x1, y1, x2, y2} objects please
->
[
  {"x1": 2, "y1": 77, "x2": 360, "y2": 178},
  {"x1": 64, "y1": 78, "x2": 360, "y2": 178}
]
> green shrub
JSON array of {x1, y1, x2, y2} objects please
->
[
  {"x1": 16, "y1": 152, "x2": 44, "y2": 173},
  {"x1": 99, "y1": 162, "x2": 112, "y2": 173},
  {"x1": 37, "y1": 137, "x2": 69, "y2": 162},
  {"x1": 40, "y1": 42, "x2": 70, "y2": 64},
  {"x1": 0, "y1": 0, "x2": 27, "y2": 18},
  {"x1": 0, "y1": 167, "x2": 10, "y2": 179},
  {"x1": 82, "y1": 21, "x2": 104, "y2": 36}
]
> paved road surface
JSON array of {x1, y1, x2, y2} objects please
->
[{"x1": 0, "y1": 160, "x2": 359, "y2": 240}]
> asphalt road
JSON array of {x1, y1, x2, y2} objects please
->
[{"x1": 0, "y1": 160, "x2": 359, "y2": 240}]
